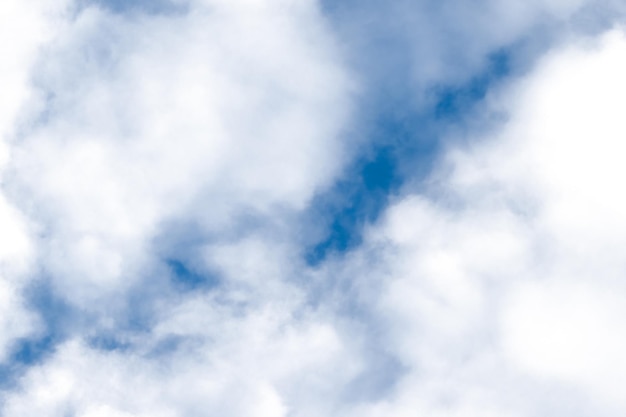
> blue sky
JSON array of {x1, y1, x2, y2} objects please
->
[{"x1": 2, "y1": 0, "x2": 626, "y2": 415}]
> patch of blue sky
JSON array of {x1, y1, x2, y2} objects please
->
[
  {"x1": 305, "y1": 47, "x2": 513, "y2": 265},
  {"x1": 82, "y1": 0, "x2": 188, "y2": 15},
  {"x1": 0, "y1": 281, "x2": 75, "y2": 389},
  {"x1": 86, "y1": 334, "x2": 132, "y2": 352},
  {"x1": 0, "y1": 267, "x2": 174, "y2": 390},
  {"x1": 152, "y1": 217, "x2": 263, "y2": 293},
  {"x1": 0, "y1": 336, "x2": 55, "y2": 390},
  {"x1": 432, "y1": 49, "x2": 510, "y2": 121},
  {"x1": 166, "y1": 258, "x2": 220, "y2": 292}
]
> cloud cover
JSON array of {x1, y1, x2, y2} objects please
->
[
  {"x1": 2, "y1": 0, "x2": 626, "y2": 416},
  {"x1": 333, "y1": 28, "x2": 626, "y2": 416}
]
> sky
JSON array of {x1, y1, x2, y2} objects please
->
[{"x1": 2, "y1": 0, "x2": 626, "y2": 415}]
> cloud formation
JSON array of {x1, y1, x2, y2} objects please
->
[
  {"x1": 2, "y1": 0, "x2": 626, "y2": 416},
  {"x1": 335, "y1": 28, "x2": 626, "y2": 416},
  {"x1": 9, "y1": 0, "x2": 353, "y2": 308}
]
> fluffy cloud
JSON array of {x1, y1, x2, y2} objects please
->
[
  {"x1": 6, "y1": 0, "x2": 354, "y2": 310},
  {"x1": 2, "y1": 306, "x2": 357, "y2": 416},
  {"x1": 0, "y1": 0, "x2": 358, "y2": 412},
  {"x1": 0, "y1": 193, "x2": 38, "y2": 362},
  {"x1": 0, "y1": 0, "x2": 71, "y2": 362},
  {"x1": 3, "y1": 1, "x2": 626, "y2": 417},
  {"x1": 335, "y1": 27, "x2": 626, "y2": 416}
]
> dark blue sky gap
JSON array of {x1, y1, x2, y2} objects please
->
[
  {"x1": 0, "y1": 336, "x2": 56, "y2": 390},
  {"x1": 86, "y1": 0, "x2": 516, "y2": 268},
  {"x1": 300, "y1": 46, "x2": 514, "y2": 403},
  {"x1": 167, "y1": 258, "x2": 220, "y2": 291},
  {"x1": 433, "y1": 50, "x2": 510, "y2": 120},
  {"x1": 0, "y1": 281, "x2": 75, "y2": 389},
  {"x1": 305, "y1": 49, "x2": 511, "y2": 265}
]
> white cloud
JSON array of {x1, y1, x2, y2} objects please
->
[
  {"x1": 2, "y1": 296, "x2": 359, "y2": 416},
  {"x1": 0, "y1": 0, "x2": 68, "y2": 146},
  {"x1": 4, "y1": 1, "x2": 626, "y2": 417},
  {"x1": 0, "y1": 194, "x2": 35, "y2": 359},
  {"x1": 332, "y1": 27, "x2": 626, "y2": 416},
  {"x1": 7, "y1": 0, "x2": 354, "y2": 308},
  {"x1": 0, "y1": 0, "x2": 359, "y2": 412},
  {"x1": 0, "y1": 0, "x2": 70, "y2": 362}
]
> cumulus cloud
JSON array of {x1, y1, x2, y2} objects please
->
[
  {"x1": 333, "y1": 27, "x2": 626, "y2": 416},
  {"x1": 2, "y1": 0, "x2": 626, "y2": 416},
  {"x1": 6, "y1": 0, "x2": 353, "y2": 311},
  {"x1": 0, "y1": 0, "x2": 71, "y2": 362},
  {"x1": 1, "y1": 0, "x2": 359, "y2": 412}
]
